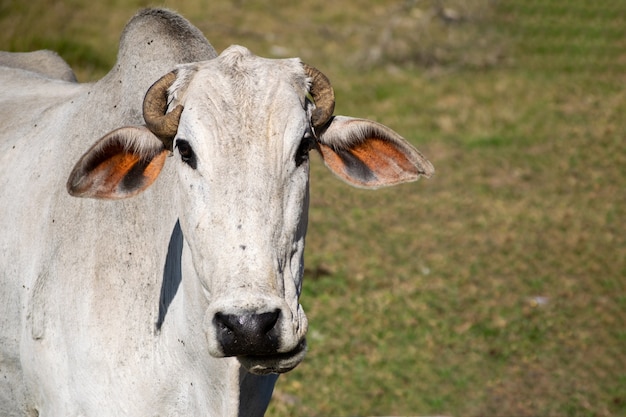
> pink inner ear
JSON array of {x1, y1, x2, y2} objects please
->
[
  {"x1": 318, "y1": 138, "x2": 420, "y2": 188},
  {"x1": 68, "y1": 125, "x2": 170, "y2": 199},
  {"x1": 70, "y1": 149, "x2": 167, "y2": 199},
  {"x1": 99, "y1": 152, "x2": 142, "y2": 185},
  {"x1": 349, "y1": 138, "x2": 419, "y2": 178},
  {"x1": 73, "y1": 152, "x2": 140, "y2": 198},
  {"x1": 317, "y1": 143, "x2": 346, "y2": 176},
  {"x1": 140, "y1": 151, "x2": 168, "y2": 185}
]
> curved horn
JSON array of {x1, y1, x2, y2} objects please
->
[
  {"x1": 143, "y1": 71, "x2": 183, "y2": 150},
  {"x1": 302, "y1": 63, "x2": 335, "y2": 130}
]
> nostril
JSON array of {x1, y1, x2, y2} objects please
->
[
  {"x1": 257, "y1": 310, "x2": 280, "y2": 333},
  {"x1": 214, "y1": 312, "x2": 235, "y2": 333}
]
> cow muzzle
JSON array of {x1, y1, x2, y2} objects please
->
[
  {"x1": 205, "y1": 303, "x2": 308, "y2": 375},
  {"x1": 214, "y1": 311, "x2": 281, "y2": 356}
]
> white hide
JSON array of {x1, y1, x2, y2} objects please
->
[{"x1": 0, "y1": 8, "x2": 433, "y2": 417}]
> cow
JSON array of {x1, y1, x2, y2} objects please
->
[{"x1": 0, "y1": 8, "x2": 433, "y2": 417}]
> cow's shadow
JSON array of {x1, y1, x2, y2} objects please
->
[{"x1": 156, "y1": 220, "x2": 183, "y2": 331}]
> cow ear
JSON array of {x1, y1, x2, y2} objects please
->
[
  {"x1": 67, "y1": 126, "x2": 169, "y2": 199},
  {"x1": 314, "y1": 116, "x2": 434, "y2": 189}
]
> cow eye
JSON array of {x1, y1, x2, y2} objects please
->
[
  {"x1": 295, "y1": 131, "x2": 314, "y2": 167},
  {"x1": 175, "y1": 139, "x2": 197, "y2": 169}
]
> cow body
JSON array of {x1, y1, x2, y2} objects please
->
[{"x1": 0, "y1": 8, "x2": 433, "y2": 417}]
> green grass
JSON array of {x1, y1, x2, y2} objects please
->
[{"x1": 2, "y1": 0, "x2": 625, "y2": 416}]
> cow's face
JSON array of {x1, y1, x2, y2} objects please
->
[
  {"x1": 67, "y1": 45, "x2": 433, "y2": 375},
  {"x1": 168, "y1": 48, "x2": 313, "y2": 373}
]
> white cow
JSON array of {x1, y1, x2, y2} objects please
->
[{"x1": 0, "y1": 8, "x2": 433, "y2": 417}]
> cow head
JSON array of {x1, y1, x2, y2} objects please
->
[{"x1": 67, "y1": 46, "x2": 433, "y2": 375}]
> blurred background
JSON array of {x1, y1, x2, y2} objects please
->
[{"x1": 2, "y1": 0, "x2": 624, "y2": 416}]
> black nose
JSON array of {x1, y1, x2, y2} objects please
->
[{"x1": 214, "y1": 310, "x2": 280, "y2": 356}]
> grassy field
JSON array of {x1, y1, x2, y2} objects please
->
[{"x1": 2, "y1": 0, "x2": 625, "y2": 416}]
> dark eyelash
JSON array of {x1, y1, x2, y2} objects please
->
[
  {"x1": 295, "y1": 132, "x2": 314, "y2": 167},
  {"x1": 175, "y1": 139, "x2": 197, "y2": 169}
]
